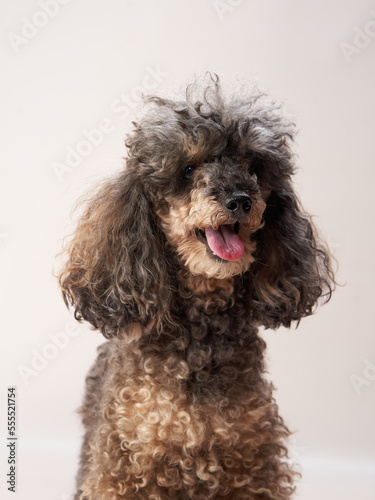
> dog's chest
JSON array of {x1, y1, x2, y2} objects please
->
[{"x1": 107, "y1": 317, "x2": 265, "y2": 441}]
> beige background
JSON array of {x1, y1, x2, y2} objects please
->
[{"x1": 1, "y1": 0, "x2": 374, "y2": 498}]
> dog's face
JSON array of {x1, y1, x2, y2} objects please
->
[
  {"x1": 127, "y1": 86, "x2": 287, "y2": 281},
  {"x1": 156, "y1": 153, "x2": 267, "y2": 280}
]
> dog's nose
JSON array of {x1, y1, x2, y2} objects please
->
[{"x1": 225, "y1": 192, "x2": 252, "y2": 220}]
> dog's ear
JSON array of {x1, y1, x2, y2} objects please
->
[
  {"x1": 58, "y1": 170, "x2": 173, "y2": 338},
  {"x1": 249, "y1": 183, "x2": 335, "y2": 329}
]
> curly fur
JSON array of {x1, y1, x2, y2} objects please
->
[{"x1": 58, "y1": 74, "x2": 335, "y2": 499}]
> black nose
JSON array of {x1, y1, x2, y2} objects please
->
[{"x1": 225, "y1": 192, "x2": 252, "y2": 219}]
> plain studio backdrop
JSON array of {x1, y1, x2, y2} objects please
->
[{"x1": 1, "y1": 0, "x2": 374, "y2": 498}]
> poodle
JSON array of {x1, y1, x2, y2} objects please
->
[{"x1": 58, "y1": 74, "x2": 335, "y2": 499}]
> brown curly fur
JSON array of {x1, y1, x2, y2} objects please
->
[{"x1": 58, "y1": 74, "x2": 335, "y2": 499}]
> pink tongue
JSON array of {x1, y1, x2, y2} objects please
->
[{"x1": 205, "y1": 225, "x2": 244, "y2": 261}]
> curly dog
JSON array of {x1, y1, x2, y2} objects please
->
[{"x1": 59, "y1": 74, "x2": 335, "y2": 499}]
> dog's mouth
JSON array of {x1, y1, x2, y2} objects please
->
[{"x1": 196, "y1": 222, "x2": 244, "y2": 261}]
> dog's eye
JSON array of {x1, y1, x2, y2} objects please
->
[{"x1": 183, "y1": 165, "x2": 196, "y2": 181}]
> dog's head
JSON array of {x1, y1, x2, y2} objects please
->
[
  {"x1": 151, "y1": 131, "x2": 267, "y2": 281},
  {"x1": 59, "y1": 75, "x2": 334, "y2": 337}
]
